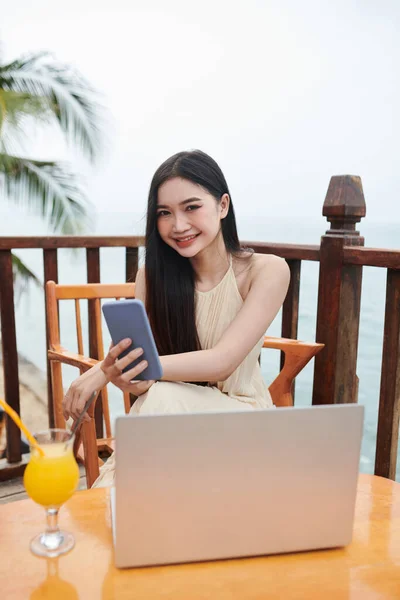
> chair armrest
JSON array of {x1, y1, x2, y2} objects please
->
[
  {"x1": 48, "y1": 347, "x2": 99, "y2": 371},
  {"x1": 263, "y1": 336, "x2": 324, "y2": 407},
  {"x1": 48, "y1": 348, "x2": 105, "y2": 487},
  {"x1": 263, "y1": 336, "x2": 324, "y2": 355}
]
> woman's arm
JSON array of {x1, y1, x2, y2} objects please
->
[{"x1": 160, "y1": 254, "x2": 290, "y2": 382}]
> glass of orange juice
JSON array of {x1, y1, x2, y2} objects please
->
[{"x1": 24, "y1": 429, "x2": 80, "y2": 557}]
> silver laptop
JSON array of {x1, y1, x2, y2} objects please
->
[{"x1": 110, "y1": 404, "x2": 364, "y2": 568}]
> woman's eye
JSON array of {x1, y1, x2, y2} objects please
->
[
  {"x1": 186, "y1": 205, "x2": 200, "y2": 212},
  {"x1": 157, "y1": 210, "x2": 170, "y2": 217}
]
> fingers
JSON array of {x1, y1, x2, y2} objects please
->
[
  {"x1": 63, "y1": 387, "x2": 75, "y2": 421},
  {"x1": 63, "y1": 387, "x2": 94, "y2": 422},
  {"x1": 114, "y1": 347, "x2": 144, "y2": 373},
  {"x1": 126, "y1": 379, "x2": 155, "y2": 397},
  {"x1": 121, "y1": 359, "x2": 148, "y2": 382},
  {"x1": 71, "y1": 393, "x2": 93, "y2": 422},
  {"x1": 62, "y1": 367, "x2": 106, "y2": 422},
  {"x1": 70, "y1": 391, "x2": 85, "y2": 421},
  {"x1": 62, "y1": 393, "x2": 71, "y2": 421},
  {"x1": 106, "y1": 358, "x2": 149, "y2": 392},
  {"x1": 102, "y1": 338, "x2": 132, "y2": 367},
  {"x1": 133, "y1": 380, "x2": 155, "y2": 393},
  {"x1": 102, "y1": 346, "x2": 146, "y2": 387}
]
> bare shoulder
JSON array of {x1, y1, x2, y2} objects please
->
[
  {"x1": 248, "y1": 253, "x2": 290, "y2": 298},
  {"x1": 250, "y1": 253, "x2": 290, "y2": 279},
  {"x1": 135, "y1": 266, "x2": 146, "y2": 302},
  {"x1": 233, "y1": 252, "x2": 289, "y2": 299},
  {"x1": 135, "y1": 265, "x2": 145, "y2": 282}
]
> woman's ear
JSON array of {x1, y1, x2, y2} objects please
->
[{"x1": 220, "y1": 194, "x2": 230, "y2": 219}]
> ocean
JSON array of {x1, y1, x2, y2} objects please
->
[{"x1": 1, "y1": 207, "x2": 399, "y2": 480}]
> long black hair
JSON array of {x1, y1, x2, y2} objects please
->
[{"x1": 145, "y1": 149, "x2": 242, "y2": 356}]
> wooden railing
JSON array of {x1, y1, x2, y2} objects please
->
[{"x1": 0, "y1": 175, "x2": 399, "y2": 482}]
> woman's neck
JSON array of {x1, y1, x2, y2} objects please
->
[{"x1": 190, "y1": 234, "x2": 231, "y2": 289}]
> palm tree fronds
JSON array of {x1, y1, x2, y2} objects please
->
[
  {"x1": 0, "y1": 89, "x2": 50, "y2": 126},
  {"x1": 0, "y1": 89, "x2": 51, "y2": 146},
  {"x1": 0, "y1": 46, "x2": 103, "y2": 301},
  {"x1": 11, "y1": 253, "x2": 42, "y2": 299},
  {"x1": 0, "y1": 152, "x2": 92, "y2": 234},
  {"x1": 0, "y1": 52, "x2": 104, "y2": 163}
]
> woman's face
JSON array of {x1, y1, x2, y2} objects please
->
[{"x1": 156, "y1": 177, "x2": 229, "y2": 258}]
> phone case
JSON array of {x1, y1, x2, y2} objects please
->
[{"x1": 102, "y1": 299, "x2": 163, "y2": 381}]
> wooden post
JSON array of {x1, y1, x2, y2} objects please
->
[
  {"x1": 0, "y1": 250, "x2": 22, "y2": 462},
  {"x1": 280, "y1": 260, "x2": 301, "y2": 402},
  {"x1": 126, "y1": 247, "x2": 139, "y2": 283},
  {"x1": 43, "y1": 249, "x2": 58, "y2": 428},
  {"x1": 375, "y1": 269, "x2": 400, "y2": 479},
  {"x1": 312, "y1": 176, "x2": 366, "y2": 406},
  {"x1": 86, "y1": 248, "x2": 104, "y2": 438}
]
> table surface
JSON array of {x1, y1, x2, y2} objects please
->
[{"x1": 1, "y1": 474, "x2": 400, "y2": 599}]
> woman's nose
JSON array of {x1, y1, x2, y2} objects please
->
[{"x1": 172, "y1": 215, "x2": 190, "y2": 233}]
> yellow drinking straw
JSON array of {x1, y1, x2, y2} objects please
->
[{"x1": 0, "y1": 397, "x2": 45, "y2": 457}]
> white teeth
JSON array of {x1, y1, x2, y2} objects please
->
[{"x1": 177, "y1": 235, "x2": 197, "y2": 242}]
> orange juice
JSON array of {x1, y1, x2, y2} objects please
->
[{"x1": 24, "y1": 443, "x2": 79, "y2": 507}]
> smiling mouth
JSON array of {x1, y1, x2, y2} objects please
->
[{"x1": 174, "y1": 234, "x2": 199, "y2": 242}]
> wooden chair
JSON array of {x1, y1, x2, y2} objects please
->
[
  {"x1": 46, "y1": 282, "x2": 136, "y2": 484},
  {"x1": 46, "y1": 281, "x2": 324, "y2": 487}
]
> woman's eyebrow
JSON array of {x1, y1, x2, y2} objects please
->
[{"x1": 157, "y1": 197, "x2": 203, "y2": 209}]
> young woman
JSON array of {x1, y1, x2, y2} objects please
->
[{"x1": 62, "y1": 150, "x2": 290, "y2": 487}]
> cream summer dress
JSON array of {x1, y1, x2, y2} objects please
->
[{"x1": 92, "y1": 259, "x2": 273, "y2": 487}]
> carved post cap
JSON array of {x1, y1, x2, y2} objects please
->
[{"x1": 323, "y1": 175, "x2": 366, "y2": 236}]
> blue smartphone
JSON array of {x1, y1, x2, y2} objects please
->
[{"x1": 102, "y1": 299, "x2": 163, "y2": 381}]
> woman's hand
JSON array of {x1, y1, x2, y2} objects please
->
[
  {"x1": 62, "y1": 364, "x2": 108, "y2": 422},
  {"x1": 100, "y1": 338, "x2": 155, "y2": 396},
  {"x1": 62, "y1": 339, "x2": 154, "y2": 423}
]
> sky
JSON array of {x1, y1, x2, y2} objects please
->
[{"x1": 1, "y1": 0, "x2": 400, "y2": 225}]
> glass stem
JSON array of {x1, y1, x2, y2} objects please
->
[
  {"x1": 46, "y1": 507, "x2": 60, "y2": 535},
  {"x1": 42, "y1": 507, "x2": 63, "y2": 550}
]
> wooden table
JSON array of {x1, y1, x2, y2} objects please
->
[{"x1": 1, "y1": 474, "x2": 400, "y2": 599}]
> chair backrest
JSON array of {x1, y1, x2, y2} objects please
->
[{"x1": 46, "y1": 282, "x2": 136, "y2": 438}]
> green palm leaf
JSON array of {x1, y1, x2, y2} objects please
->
[
  {"x1": 11, "y1": 253, "x2": 42, "y2": 297},
  {"x1": 0, "y1": 52, "x2": 104, "y2": 162},
  {"x1": 0, "y1": 89, "x2": 48, "y2": 127},
  {"x1": 0, "y1": 46, "x2": 104, "y2": 293},
  {"x1": 0, "y1": 89, "x2": 50, "y2": 154},
  {"x1": 0, "y1": 153, "x2": 91, "y2": 234}
]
